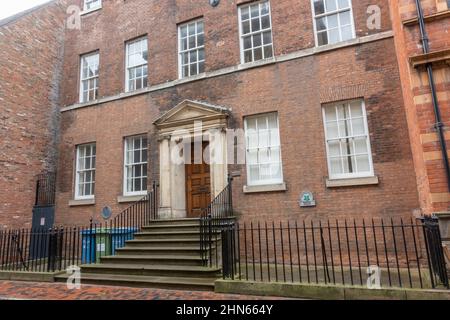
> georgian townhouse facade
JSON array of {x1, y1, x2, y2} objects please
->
[
  {"x1": 53, "y1": 0, "x2": 421, "y2": 225},
  {"x1": 2, "y1": 0, "x2": 449, "y2": 229}
]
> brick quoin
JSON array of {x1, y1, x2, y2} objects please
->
[{"x1": 4, "y1": 0, "x2": 448, "y2": 228}]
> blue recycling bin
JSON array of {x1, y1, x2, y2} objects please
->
[
  {"x1": 81, "y1": 229, "x2": 97, "y2": 264},
  {"x1": 110, "y1": 227, "x2": 138, "y2": 255}
]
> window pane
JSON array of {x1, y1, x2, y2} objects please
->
[
  {"x1": 244, "y1": 50, "x2": 252, "y2": 63},
  {"x1": 354, "y1": 137, "x2": 368, "y2": 154},
  {"x1": 242, "y1": 21, "x2": 250, "y2": 34},
  {"x1": 317, "y1": 31, "x2": 328, "y2": 46},
  {"x1": 325, "y1": 0, "x2": 337, "y2": 11},
  {"x1": 248, "y1": 149, "x2": 258, "y2": 164},
  {"x1": 356, "y1": 155, "x2": 370, "y2": 172},
  {"x1": 261, "y1": 15, "x2": 270, "y2": 29},
  {"x1": 340, "y1": 11, "x2": 351, "y2": 25},
  {"x1": 314, "y1": 0, "x2": 325, "y2": 15},
  {"x1": 262, "y1": 31, "x2": 272, "y2": 45},
  {"x1": 264, "y1": 46, "x2": 273, "y2": 58},
  {"x1": 261, "y1": 2, "x2": 270, "y2": 15},
  {"x1": 241, "y1": 6, "x2": 249, "y2": 20},
  {"x1": 317, "y1": 17, "x2": 327, "y2": 31},
  {"x1": 329, "y1": 28, "x2": 340, "y2": 44},
  {"x1": 341, "y1": 25, "x2": 353, "y2": 41},
  {"x1": 328, "y1": 141, "x2": 341, "y2": 157},
  {"x1": 338, "y1": 0, "x2": 349, "y2": 9},
  {"x1": 328, "y1": 14, "x2": 338, "y2": 28},
  {"x1": 249, "y1": 165, "x2": 259, "y2": 183},
  {"x1": 352, "y1": 118, "x2": 365, "y2": 135},
  {"x1": 251, "y1": 18, "x2": 261, "y2": 32},
  {"x1": 253, "y1": 33, "x2": 262, "y2": 47},
  {"x1": 198, "y1": 61, "x2": 205, "y2": 73}
]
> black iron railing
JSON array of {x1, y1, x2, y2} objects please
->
[
  {"x1": 35, "y1": 173, "x2": 56, "y2": 207},
  {"x1": 0, "y1": 181, "x2": 159, "y2": 273},
  {"x1": 200, "y1": 176, "x2": 235, "y2": 268},
  {"x1": 222, "y1": 217, "x2": 449, "y2": 290}
]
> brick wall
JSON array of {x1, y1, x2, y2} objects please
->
[
  {"x1": 390, "y1": 0, "x2": 450, "y2": 214},
  {"x1": 54, "y1": 0, "x2": 421, "y2": 225},
  {"x1": 0, "y1": 1, "x2": 67, "y2": 229},
  {"x1": 60, "y1": 0, "x2": 393, "y2": 107}
]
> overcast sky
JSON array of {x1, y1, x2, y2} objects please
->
[{"x1": 0, "y1": 0, "x2": 52, "y2": 20}]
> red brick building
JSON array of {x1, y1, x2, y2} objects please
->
[
  {"x1": 390, "y1": 0, "x2": 450, "y2": 216},
  {"x1": 0, "y1": 1, "x2": 67, "y2": 229},
  {"x1": 53, "y1": 0, "x2": 420, "y2": 226},
  {"x1": 2, "y1": 0, "x2": 448, "y2": 228}
]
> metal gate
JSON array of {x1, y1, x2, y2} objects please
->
[{"x1": 422, "y1": 216, "x2": 449, "y2": 288}]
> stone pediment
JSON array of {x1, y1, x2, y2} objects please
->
[{"x1": 154, "y1": 100, "x2": 230, "y2": 130}]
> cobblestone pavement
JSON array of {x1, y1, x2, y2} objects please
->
[{"x1": 0, "y1": 281, "x2": 291, "y2": 300}]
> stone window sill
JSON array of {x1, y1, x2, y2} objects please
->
[
  {"x1": 243, "y1": 183, "x2": 287, "y2": 194},
  {"x1": 69, "y1": 198, "x2": 95, "y2": 207},
  {"x1": 326, "y1": 176, "x2": 379, "y2": 188},
  {"x1": 117, "y1": 195, "x2": 146, "y2": 203}
]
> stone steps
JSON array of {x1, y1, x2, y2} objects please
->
[
  {"x1": 72, "y1": 218, "x2": 222, "y2": 290},
  {"x1": 100, "y1": 255, "x2": 205, "y2": 266},
  {"x1": 125, "y1": 237, "x2": 220, "y2": 248},
  {"x1": 80, "y1": 263, "x2": 221, "y2": 278},
  {"x1": 54, "y1": 273, "x2": 216, "y2": 291},
  {"x1": 141, "y1": 223, "x2": 200, "y2": 232},
  {"x1": 115, "y1": 246, "x2": 215, "y2": 256},
  {"x1": 133, "y1": 230, "x2": 204, "y2": 240}
]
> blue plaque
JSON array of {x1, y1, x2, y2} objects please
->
[
  {"x1": 209, "y1": 0, "x2": 220, "y2": 7},
  {"x1": 101, "y1": 206, "x2": 112, "y2": 220}
]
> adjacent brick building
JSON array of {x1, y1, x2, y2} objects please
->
[
  {"x1": 390, "y1": 0, "x2": 450, "y2": 215},
  {"x1": 2, "y1": 0, "x2": 448, "y2": 228},
  {"x1": 0, "y1": 1, "x2": 67, "y2": 229}
]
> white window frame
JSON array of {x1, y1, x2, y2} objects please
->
[
  {"x1": 79, "y1": 52, "x2": 99, "y2": 103},
  {"x1": 83, "y1": 0, "x2": 102, "y2": 12},
  {"x1": 322, "y1": 99, "x2": 374, "y2": 180},
  {"x1": 311, "y1": 0, "x2": 356, "y2": 47},
  {"x1": 238, "y1": 0, "x2": 275, "y2": 64},
  {"x1": 244, "y1": 113, "x2": 284, "y2": 186},
  {"x1": 178, "y1": 19, "x2": 205, "y2": 79},
  {"x1": 74, "y1": 143, "x2": 96, "y2": 200},
  {"x1": 125, "y1": 37, "x2": 148, "y2": 92},
  {"x1": 123, "y1": 135, "x2": 148, "y2": 196}
]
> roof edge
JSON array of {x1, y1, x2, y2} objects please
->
[{"x1": 0, "y1": 0, "x2": 56, "y2": 28}]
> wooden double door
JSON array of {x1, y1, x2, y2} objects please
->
[{"x1": 186, "y1": 142, "x2": 211, "y2": 218}]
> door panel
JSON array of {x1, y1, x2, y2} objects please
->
[{"x1": 186, "y1": 142, "x2": 211, "y2": 218}]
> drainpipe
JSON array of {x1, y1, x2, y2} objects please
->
[{"x1": 414, "y1": 0, "x2": 450, "y2": 192}]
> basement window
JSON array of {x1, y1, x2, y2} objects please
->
[
  {"x1": 238, "y1": 0, "x2": 274, "y2": 64},
  {"x1": 83, "y1": 0, "x2": 102, "y2": 11},
  {"x1": 75, "y1": 143, "x2": 96, "y2": 200},
  {"x1": 312, "y1": 0, "x2": 355, "y2": 46},
  {"x1": 124, "y1": 135, "x2": 148, "y2": 196},
  {"x1": 322, "y1": 100, "x2": 374, "y2": 180}
]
